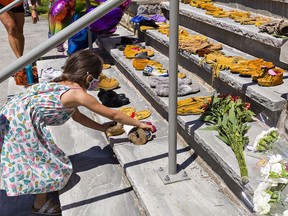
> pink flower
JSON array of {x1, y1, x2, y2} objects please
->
[{"x1": 285, "y1": 162, "x2": 288, "y2": 172}]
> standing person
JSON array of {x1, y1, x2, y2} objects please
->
[
  {"x1": 0, "y1": 0, "x2": 39, "y2": 58},
  {"x1": 0, "y1": 49, "x2": 153, "y2": 215}
]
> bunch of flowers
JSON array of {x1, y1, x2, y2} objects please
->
[
  {"x1": 253, "y1": 154, "x2": 288, "y2": 215},
  {"x1": 201, "y1": 95, "x2": 254, "y2": 184},
  {"x1": 251, "y1": 127, "x2": 279, "y2": 152}
]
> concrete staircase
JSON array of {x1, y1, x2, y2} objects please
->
[
  {"x1": 95, "y1": 0, "x2": 288, "y2": 214},
  {"x1": 1, "y1": 1, "x2": 288, "y2": 215}
]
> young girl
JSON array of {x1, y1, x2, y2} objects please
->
[{"x1": 0, "y1": 49, "x2": 153, "y2": 215}]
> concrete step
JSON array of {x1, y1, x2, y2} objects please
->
[
  {"x1": 214, "y1": 0, "x2": 288, "y2": 19},
  {"x1": 96, "y1": 30, "x2": 287, "y2": 212},
  {"x1": 143, "y1": 27, "x2": 287, "y2": 126},
  {"x1": 160, "y1": 1, "x2": 288, "y2": 67},
  {"x1": 88, "y1": 65, "x2": 252, "y2": 215},
  {"x1": 99, "y1": 22, "x2": 287, "y2": 212}
]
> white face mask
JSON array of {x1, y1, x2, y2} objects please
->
[{"x1": 87, "y1": 75, "x2": 100, "y2": 91}]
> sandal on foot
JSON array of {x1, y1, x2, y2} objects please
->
[{"x1": 32, "y1": 199, "x2": 61, "y2": 216}]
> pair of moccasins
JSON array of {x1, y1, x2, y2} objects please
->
[
  {"x1": 149, "y1": 76, "x2": 200, "y2": 97},
  {"x1": 97, "y1": 89, "x2": 130, "y2": 108},
  {"x1": 106, "y1": 121, "x2": 157, "y2": 145}
]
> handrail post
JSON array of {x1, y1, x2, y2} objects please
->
[
  {"x1": 168, "y1": 0, "x2": 179, "y2": 175},
  {"x1": 156, "y1": 0, "x2": 190, "y2": 184},
  {"x1": 0, "y1": 0, "x2": 23, "y2": 15}
]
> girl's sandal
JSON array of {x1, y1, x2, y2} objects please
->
[{"x1": 32, "y1": 199, "x2": 62, "y2": 216}]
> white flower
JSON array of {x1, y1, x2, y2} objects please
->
[
  {"x1": 269, "y1": 154, "x2": 283, "y2": 164},
  {"x1": 261, "y1": 164, "x2": 271, "y2": 176},
  {"x1": 255, "y1": 182, "x2": 271, "y2": 193},
  {"x1": 283, "y1": 210, "x2": 288, "y2": 216},
  {"x1": 270, "y1": 163, "x2": 283, "y2": 175},
  {"x1": 253, "y1": 190, "x2": 271, "y2": 215}
]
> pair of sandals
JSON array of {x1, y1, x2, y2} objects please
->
[{"x1": 98, "y1": 89, "x2": 130, "y2": 108}]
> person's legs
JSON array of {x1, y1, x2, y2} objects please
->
[{"x1": 0, "y1": 11, "x2": 25, "y2": 58}]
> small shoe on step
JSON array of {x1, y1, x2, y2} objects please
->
[{"x1": 155, "y1": 83, "x2": 200, "y2": 97}]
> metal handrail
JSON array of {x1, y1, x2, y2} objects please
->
[
  {"x1": 0, "y1": 0, "x2": 127, "y2": 83},
  {"x1": 0, "y1": 0, "x2": 23, "y2": 15}
]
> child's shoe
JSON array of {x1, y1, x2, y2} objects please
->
[
  {"x1": 97, "y1": 74, "x2": 119, "y2": 90},
  {"x1": 257, "y1": 68, "x2": 284, "y2": 87}
]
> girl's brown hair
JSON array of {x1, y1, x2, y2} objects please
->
[{"x1": 53, "y1": 50, "x2": 103, "y2": 88}]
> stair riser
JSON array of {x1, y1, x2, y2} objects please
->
[
  {"x1": 215, "y1": 0, "x2": 288, "y2": 19},
  {"x1": 162, "y1": 8, "x2": 288, "y2": 69}
]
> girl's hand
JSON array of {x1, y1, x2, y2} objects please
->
[{"x1": 138, "y1": 122, "x2": 155, "y2": 132}]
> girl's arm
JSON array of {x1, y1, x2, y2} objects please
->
[
  {"x1": 62, "y1": 89, "x2": 153, "y2": 131},
  {"x1": 71, "y1": 108, "x2": 113, "y2": 132}
]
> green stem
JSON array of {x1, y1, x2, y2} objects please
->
[{"x1": 233, "y1": 143, "x2": 249, "y2": 184}]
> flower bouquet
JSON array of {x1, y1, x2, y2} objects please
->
[
  {"x1": 201, "y1": 95, "x2": 255, "y2": 184},
  {"x1": 253, "y1": 154, "x2": 288, "y2": 215}
]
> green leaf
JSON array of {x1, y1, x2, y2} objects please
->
[
  {"x1": 216, "y1": 134, "x2": 229, "y2": 144},
  {"x1": 202, "y1": 125, "x2": 219, "y2": 131}
]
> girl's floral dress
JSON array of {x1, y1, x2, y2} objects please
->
[{"x1": 0, "y1": 82, "x2": 76, "y2": 196}]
